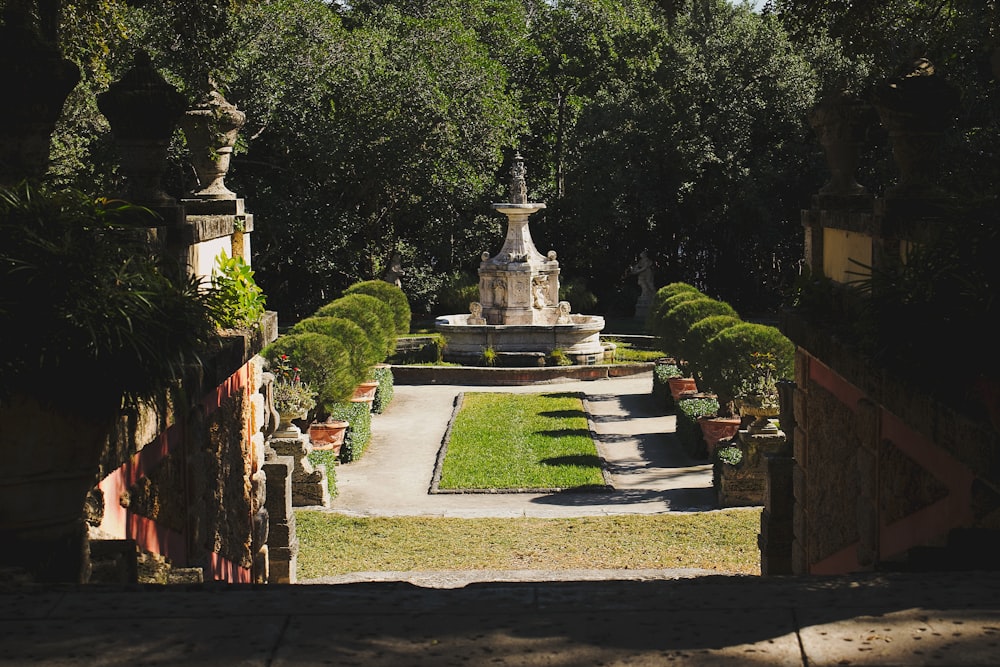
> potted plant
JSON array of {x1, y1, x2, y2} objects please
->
[
  {"x1": 263, "y1": 333, "x2": 354, "y2": 451},
  {"x1": 269, "y1": 354, "x2": 316, "y2": 438}
]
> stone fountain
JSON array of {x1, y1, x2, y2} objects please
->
[{"x1": 435, "y1": 153, "x2": 605, "y2": 365}]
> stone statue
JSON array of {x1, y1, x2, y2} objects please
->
[
  {"x1": 509, "y1": 151, "x2": 528, "y2": 204},
  {"x1": 468, "y1": 301, "x2": 486, "y2": 325},
  {"x1": 492, "y1": 278, "x2": 507, "y2": 308},
  {"x1": 556, "y1": 301, "x2": 572, "y2": 324},
  {"x1": 532, "y1": 275, "x2": 548, "y2": 309},
  {"x1": 382, "y1": 253, "x2": 404, "y2": 288},
  {"x1": 629, "y1": 251, "x2": 655, "y2": 299}
]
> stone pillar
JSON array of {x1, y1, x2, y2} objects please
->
[
  {"x1": 263, "y1": 454, "x2": 297, "y2": 584},
  {"x1": 269, "y1": 435, "x2": 331, "y2": 508},
  {"x1": 0, "y1": 4, "x2": 80, "y2": 185},
  {"x1": 759, "y1": 379, "x2": 798, "y2": 575}
]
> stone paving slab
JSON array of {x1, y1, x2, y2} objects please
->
[{"x1": 3, "y1": 572, "x2": 1000, "y2": 666}]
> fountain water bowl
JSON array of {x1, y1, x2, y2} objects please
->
[{"x1": 436, "y1": 152, "x2": 605, "y2": 366}]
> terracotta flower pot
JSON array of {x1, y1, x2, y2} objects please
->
[
  {"x1": 350, "y1": 380, "x2": 379, "y2": 406},
  {"x1": 308, "y1": 420, "x2": 349, "y2": 454},
  {"x1": 698, "y1": 415, "x2": 742, "y2": 457},
  {"x1": 667, "y1": 377, "x2": 698, "y2": 401}
]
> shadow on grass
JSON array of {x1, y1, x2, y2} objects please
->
[
  {"x1": 538, "y1": 409, "x2": 588, "y2": 419},
  {"x1": 539, "y1": 454, "x2": 603, "y2": 468},
  {"x1": 535, "y1": 428, "x2": 592, "y2": 438}
]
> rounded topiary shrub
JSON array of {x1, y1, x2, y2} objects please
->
[
  {"x1": 344, "y1": 280, "x2": 411, "y2": 337},
  {"x1": 291, "y1": 316, "x2": 378, "y2": 383},
  {"x1": 646, "y1": 282, "x2": 704, "y2": 333},
  {"x1": 317, "y1": 293, "x2": 396, "y2": 361},
  {"x1": 682, "y1": 314, "x2": 744, "y2": 383},
  {"x1": 700, "y1": 322, "x2": 794, "y2": 416},
  {"x1": 263, "y1": 332, "x2": 356, "y2": 418},
  {"x1": 650, "y1": 290, "x2": 708, "y2": 344},
  {"x1": 659, "y1": 298, "x2": 738, "y2": 362}
]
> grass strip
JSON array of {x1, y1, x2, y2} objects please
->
[
  {"x1": 437, "y1": 392, "x2": 605, "y2": 491},
  {"x1": 295, "y1": 511, "x2": 762, "y2": 578}
]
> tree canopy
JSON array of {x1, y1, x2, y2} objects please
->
[{"x1": 7, "y1": 0, "x2": 995, "y2": 320}]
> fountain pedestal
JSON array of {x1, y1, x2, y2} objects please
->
[{"x1": 436, "y1": 152, "x2": 605, "y2": 365}]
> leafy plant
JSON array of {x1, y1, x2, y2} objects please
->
[
  {"x1": 676, "y1": 394, "x2": 721, "y2": 459},
  {"x1": 326, "y1": 400, "x2": 372, "y2": 463},
  {"x1": 210, "y1": 250, "x2": 266, "y2": 329},
  {"x1": 0, "y1": 182, "x2": 219, "y2": 415},
  {"x1": 481, "y1": 346, "x2": 497, "y2": 367},
  {"x1": 716, "y1": 445, "x2": 743, "y2": 467},
  {"x1": 549, "y1": 349, "x2": 573, "y2": 366}
]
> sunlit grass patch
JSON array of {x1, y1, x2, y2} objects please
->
[
  {"x1": 295, "y1": 511, "x2": 762, "y2": 579},
  {"x1": 437, "y1": 392, "x2": 606, "y2": 491}
]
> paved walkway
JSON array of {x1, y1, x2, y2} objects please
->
[{"x1": 328, "y1": 372, "x2": 717, "y2": 518}]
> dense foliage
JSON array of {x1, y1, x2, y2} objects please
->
[{"x1": 9, "y1": 0, "x2": 997, "y2": 324}]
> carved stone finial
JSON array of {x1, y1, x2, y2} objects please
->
[
  {"x1": 509, "y1": 151, "x2": 528, "y2": 204},
  {"x1": 98, "y1": 51, "x2": 188, "y2": 205}
]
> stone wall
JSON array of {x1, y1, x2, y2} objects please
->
[{"x1": 776, "y1": 314, "x2": 1000, "y2": 574}]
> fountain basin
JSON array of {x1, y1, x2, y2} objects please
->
[{"x1": 435, "y1": 314, "x2": 606, "y2": 366}]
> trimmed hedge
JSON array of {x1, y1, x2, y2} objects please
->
[
  {"x1": 372, "y1": 364, "x2": 394, "y2": 414},
  {"x1": 658, "y1": 298, "x2": 738, "y2": 362},
  {"x1": 646, "y1": 282, "x2": 704, "y2": 332},
  {"x1": 345, "y1": 280, "x2": 411, "y2": 337},
  {"x1": 684, "y1": 315, "x2": 744, "y2": 385},
  {"x1": 700, "y1": 322, "x2": 794, "y2": 415}
]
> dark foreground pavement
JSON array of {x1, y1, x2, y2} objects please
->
[{"x1": 2, "y1": 570, "x2": 999, "y2": 666}]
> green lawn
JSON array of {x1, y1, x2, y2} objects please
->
[
  {"x1": 295, "y1": 511, "x2": 762, "y2": 579},
  {"x1": 437, "y1": 392, "x2": 607, "y2": 491}
]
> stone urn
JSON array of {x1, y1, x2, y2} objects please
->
[
  {"x1": 871, "y1": 58, "x2": 960, "y2": 198},
  {"x1": 97, "y1": 51, "x2": 188, "y2": 206},
  {"x1": 179, "y1": 78, "x2": 246, "y2": 200},
  {"x1": 737, "y1": 395, "x2": 780, "y2": 434},
  {"x1": 809, "y1": 87, "x2": 871, "y2": 196},
  {"x1": 0, "y1": 6, "x2": 80, "y2": 184},
  {"x1": 275, "y1": 409, "x2": 307, "y2": 439}
]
